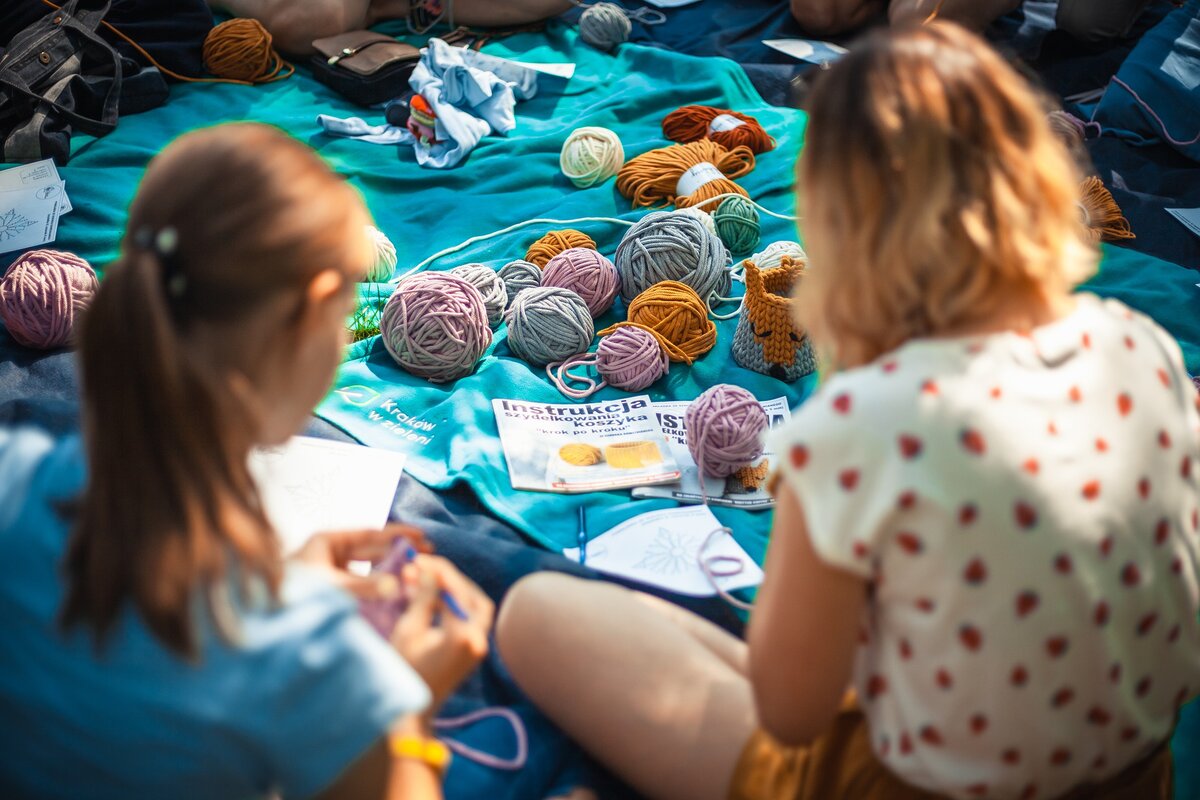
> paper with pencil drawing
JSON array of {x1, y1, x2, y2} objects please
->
[
  {"x1": 0, "y1": 159, "x2": 73, "y2": 255},
  {"x1": 563, "y1": 505, "x2": 764, "y2": 596},
  {"x1": 249, "y1": 436, "x2": 407, "y2": 554}
]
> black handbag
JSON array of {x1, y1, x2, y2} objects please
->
[
  {"x1": 309, "y1": 27, "x2": 475, "y2": 108},
  {"x1": 0, "y1": 0, "x2": 121, "y2": 164}
]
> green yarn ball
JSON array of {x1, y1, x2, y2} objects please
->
[{"x1": 713, "y1": 196, "x2": 760, "y2": 256}]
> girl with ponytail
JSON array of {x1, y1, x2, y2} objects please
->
[{"x1": 0, "y1": 123, "x2": 493, "y2": 799}]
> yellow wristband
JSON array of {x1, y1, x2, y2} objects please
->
[{"x1": 389, "y1": 733, "x2": 452, "y2": 775}]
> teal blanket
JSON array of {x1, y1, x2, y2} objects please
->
[{"x1": 50, "y1": 23, "x2": 1200, "y2": 563}]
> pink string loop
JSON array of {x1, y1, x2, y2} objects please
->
[
  {"x1": 547, "y1": 352, "x2": 606, "y2": 399},
  {"x1": 434, "y1": 706, "x2": 529, "y2": 771}
]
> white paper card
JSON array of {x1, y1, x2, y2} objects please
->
[
  {"x1": 1166, "y1": 208, "x2": 1200, "y2": 240},
  {"x1": 508, "y1": 60, "x2": 576, "y2": 79},
  {"x1": 763, "y1": 38, "x2": 848, "y2": 64},
  {"x1": 0, "y1": 189, "x2": 63, "y2": 256},
  {"x1": 563, "y1": 506, "x2": 764, "y2": 597},
  {"x1": 249, "y1": 436, "x2": 407, "y2": 555},
  {"x1": 0, "y1": 159, "x2": 71, "y2": 214}
]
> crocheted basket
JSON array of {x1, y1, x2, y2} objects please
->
[{"x1": 732, "y1": 256, "x2": 816, "y2": 382}]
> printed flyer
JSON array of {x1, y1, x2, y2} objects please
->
[{"x1": 493, "y1": 395, "x2": 681, "y2": 493}]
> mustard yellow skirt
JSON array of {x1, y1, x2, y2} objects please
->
[{"x1": 729, "y1": 693, "x2": 1173, "y2": 800}]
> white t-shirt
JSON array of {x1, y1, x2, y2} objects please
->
[{"x1": 769, "y1": 294, "x2": 1200, "y2": 800}]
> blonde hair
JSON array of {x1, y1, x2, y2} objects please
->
[{"x1": 795, "y1": 22, "x2": 1096, "y2": 370}]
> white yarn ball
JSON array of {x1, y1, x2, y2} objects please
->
[
  {"x1": 560, "y1": 127, "x2": 625, "y2": 188},
  {"x1": 365, "y1": 225, "x2": 398, "y2": 282},
  {"x1": 673, "y1": 206, "x2": 718, "y2": 236},
  {"x1": 748, "y1": 240, "x2": 806, "y2": 270}
]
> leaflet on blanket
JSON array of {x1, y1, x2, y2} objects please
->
[
  {"x1": 762, "y1": 39, "x2": 848, "y2": 65},
  {"x1": 0, "y1": 159, "x2": 72, "y2": 255},
  {"x1": 633, "y1": 397, "x2": 790, "y2": 509},
  {"x1": 493, "y1": 395, "x2": 681, "y2": 493},
  {"x1": 562, "y1": 505, "x2": 765, "y2": 597}
]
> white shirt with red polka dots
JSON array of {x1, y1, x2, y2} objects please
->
[{"x1": 768, "y1": 294, "x2": 1200, "y2": 800}]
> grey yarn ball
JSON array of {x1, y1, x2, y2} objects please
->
[
  {"x1": 579, "y1": 2, "x2": 631, "y2": 50},
  {"x1": 498, "y1": 259, "x2": 543, "y2": 307},
  {"x1": 450, "y1": 263, "x2": 507, "y2": 327},
  {"x1": 505, "y1": 286, "x2": 595, "y2": 366},
  {"x1": 615, "y1": 210, "x2": 731, "y2": 304}
]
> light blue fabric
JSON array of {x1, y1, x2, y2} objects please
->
[
  {"x1": 320, "y1": 37, "x2": 539, "y2": 168},
  {"x1": 0, "y1": 427, "x2": 430, "y2": 800}
]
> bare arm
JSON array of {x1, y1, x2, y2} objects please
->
[
  {"x1": 746, "y1": 482, "x2": 867, "y2": 746},
  {"x1": 314, "y1": 716, "x2": 442, "y2": 800}
]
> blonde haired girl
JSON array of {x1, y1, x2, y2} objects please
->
[{"x1": 497, "y1": 23, "x2": 1199, "y2": 800}]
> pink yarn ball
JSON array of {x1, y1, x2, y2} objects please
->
[
  {"x1": 685, "y1": 384, "x2": 767, "y2": 478},
  {"x1": 597, "y1": 326, "x2": 668, "y2": 391},
  {"x1": 0, "y1": 249, "x2": 97, "y2": 350},
  {"x1": 380, "y1": 272, "x2": 493, "y2": 383},
  {"x1": 540, "y1": 247, "x2": 620, "y2": 317}
]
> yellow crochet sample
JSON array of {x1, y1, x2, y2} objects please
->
[
  {"x1": 605, "y1": 440, "x2": 663, "y2": 469},
  {"x1": 559, "y1": 443, "x2": 603, "y2": 466}
]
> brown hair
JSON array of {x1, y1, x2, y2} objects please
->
[
  {"x1": 795, "y1": 22, "x2": 1096, "y2": 369},
  {"x1": 62, "y1": 123, "x2": 370, "y2": 656}
]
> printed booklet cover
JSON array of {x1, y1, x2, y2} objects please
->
[
  {"x1": 493, "y1": 395, "x2": 681, "y2": 493},
  {"x1": 632, "y1": 397, "x2": 791, "y2": 509}
]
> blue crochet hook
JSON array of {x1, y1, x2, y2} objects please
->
[{"x1": 404, "y1": 544, "x2": 469, "y2": 621}]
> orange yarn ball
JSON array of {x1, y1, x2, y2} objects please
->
[
  {"x1": 662, "y1": 105, "x2": 775, "y2": 154},
  {"x1": 599, "y1": 280, "x2": 716, "y2": 364},
  {"x1": 202, "y1": 18, "x2": 291, "y2": 84},
  {"x1": 525, "y1": 229, "x2": 597, "y2": 268},
  {"x1": 616, "y1": 141, "x2": 755, "y2": 212}
]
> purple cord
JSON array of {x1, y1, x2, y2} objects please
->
[
  {"x1": 434, "y1": 706, "x2": 528, "y2": 770},
  {"x1": 1110, "y1": 76, "x2": 1200, "y2": 147}
]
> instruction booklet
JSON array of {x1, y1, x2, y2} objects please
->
[
  {"x1": 632, "y1": 397, "x2": 791, "y2": 509},
  {"x1": 493, "y1": 395, "x2": 681, "y2": 493}
]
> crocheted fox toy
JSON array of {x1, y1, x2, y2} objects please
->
[{"x1": 732, "y1": 256, "x2": 816, "y2": 382}]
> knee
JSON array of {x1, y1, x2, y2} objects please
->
[
  {"x1": 790, "y1": 0, "x2": 853, "y2": 36},
  {"x1": 496, "y1": 573, "x2": 578, "y2": 672},
  {"x1": 1056, "y1": 0, "x2": 1146, "y2": 43},
  {"x1": 257, "y1": 0, "x2": 362, "y2": 54}
]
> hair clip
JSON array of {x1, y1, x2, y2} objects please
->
[
  {"x1": 134, "y1": 225, "x2": 186, "y2": 299},
  {"x1": 154, "y1": 227, "x2": 178, "y2": 257}
]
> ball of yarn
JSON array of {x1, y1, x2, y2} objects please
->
[
  {"x1": 202, "y1": 18, "x2": 292, "y2": 84},
  {"x1": 685, "y1": 384, "x2": 768, "y2": 478},
  {"x1": 365, "y1": 225, "x2": 397, "y2": 282},
  {"x1": 541, "y1": 247, "x2": 621, "y2": 318},
  {"x1": 498, "y1": 259, "x2": 542, "y2": 307},
  {"x1": 560, "y1": 127, "x2": 625, "y2": 188},
  {"x1": 662, "y1": 105, "x2": 776, "y2": 154},
  {"x1": 380, "y1": 272, "x2": 492, "y2": 383},
  {"x1": 525, "y1": 229, "x2": 597, "y2": 268},
  {"x1": 748, "y1": 240, "x2": 806, "y2": 271},
  {"x1": 673, "y1": 206, "x2": 717, "y2": 236},
  {"x1": 596, "y1": 325, "x2": 668, "y2": 391},
  {"x1": 0, "y1": 249, "x2": 97, "y2": 350},
  {"x1": 505, "y1": 286, "x2": 595, "y2": 366},
  {"x1": 450, "y1": 263, "x2": 507, "y2": 327},
  {"x1": 600, "y1": 280, "x2": 716, "y2": 364},
  {"x1": 559, "y1": 443, "x2": 602, "y2": 466},
  {"x1": 712, "y1": 196, "x2": 760, "y2": 256},
  {"x1": 579, "y1": 2, "x2": 632, "y2": 50},
  {"x1": 617, "y1": 140, "x2": 755, "y2": 211},
  {"x1": 615, "y1": 210, "x2": 730, "y2": 303}
]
